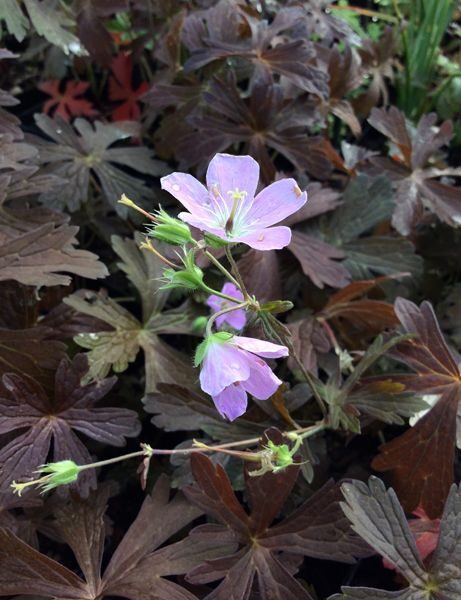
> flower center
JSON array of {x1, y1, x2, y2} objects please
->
[{"x1": 225, "y1": 188, "x2": 247, "y2": 233}]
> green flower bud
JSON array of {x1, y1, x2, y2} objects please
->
[
  {"x1": 148, "y1": 208, "x2": 193, "y2": 245},
  {"x1": 192, "y1": 316, "x2": 208, "y2": 333},
  {"x1": 11, "y1": 460, "x2": 80, "y2": 496},
  {"x1": 160, "y1": 250, "x2": 204, "y2": 291},
  {"x1": 259, "y1": 300, "x2": 294, "y2": 315}
]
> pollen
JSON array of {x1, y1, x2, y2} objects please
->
[
  {"x1": 227, "y1": 188, "x2": 248, "y2": 201},
  {"x1": 294, "y1": 185, "x2": 302, "y2": 197}
]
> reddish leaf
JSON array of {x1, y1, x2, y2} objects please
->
[
  {"x1": 184, "y1": 450, "x2": 369, "y2": 599},
  {"x1": 372, "y1": 298, "x2": 461, "y2": 517},
  {"x1": 289, "y1": 231, "x2": 350, "y2": 289},
  {"x1": 39, "y1": 80, "x2": 98, "y2": 122},
  {"x1": 320, "y1": 276, "x2": 401, "y2": 344},
  {"x1": 0, "y1": 354, "x2": 140, "y2": 496},
  {"x1": 368, "y1": 107, "x2": 460, "y2": 234},
  {"x1": 108, "y1": 53, "x2": 149, "y2": 121},
  {"x1": 373, "y1": 386, "x2": 458, "y2": 519},
  {"x1": 0, "y1": 477, "x2": 223, "y2": 599}
]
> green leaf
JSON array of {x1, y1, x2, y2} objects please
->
[
  {"x1": 64, "y1": 235, "x2": 195, "y2": 392},
  {"x1": 0, "y1": 0, "x2": 29, "y2": 41},
  {"x1": 24, "y1": 0, "x2": 88, "y2": 56}
]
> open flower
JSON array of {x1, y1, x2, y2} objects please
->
[
  {"x1": 161, "y1": 153, "x2": 307, "y2": 250},
  {"x1": 195, "y1": 332, "x2": 288, "y2": 420},
  {"x1": 206, "y1": 282, "x2": 246, "y2": 330}
]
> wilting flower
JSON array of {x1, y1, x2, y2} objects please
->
[
  {"x1": 195, "y1": 332, "x2": 288, "y2": 420},
  {"x1": 161, "y1": 153, "x2": 307, "y2": 250},
  {"x1": 206, "y1": 282, "x2": 246, "y2": 330}
]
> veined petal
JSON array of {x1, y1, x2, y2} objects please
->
[
  {"x1": 241, "y1": 358, "x2": 283, "y2": 400},
  {"x1": 161, "y1": 173, "x2": 211, "y2": 219},
  {"x1": 233, "y1": 336, "x2": 289, "y2": 358},
  {"x1": 200, "y1": 343, "x2": 250, "y2": 396},
  {"x1": 206, "y1": 154, "x2": 260, "y2": 210},
  {"x1": 246, "y1": 179, "x2": 307, "y2": 228},
  {"x1": 178, "y1": 211, "x2": 225, "y2": 237},
  {"x1": 212, "y1": 384, "x2": 248, "y2": 421},
  {"x1": 235, "y1": 226, "x2": 292, "y2": 250}
]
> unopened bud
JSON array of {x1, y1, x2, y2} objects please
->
[
  {"x1": 11, "y1": 460, "x2": 80, "y2": 496},
  {"x1": 148, "y1": 208, "x2": 193, "y2": 245}
]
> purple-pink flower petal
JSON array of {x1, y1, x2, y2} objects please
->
[
  {"x1": 212, "y1": 384, "x2": 247, "y2": 420},
  {"x1": 232, "y1": 336, "x2": 289, "y2": 359},
  {"x1": 200, "y1": 342, "x2": 250, "y2": 396},
  {"x1": 206, "y1": 154, "x2": 260, "y2": 210},
  {"x1": 241, "y1": 358, "x2": 283, "y2": 400},
  {"x1": 206, "y1": 283, "x2": 246, "y2": 330},
  {"x1": 161, "y1": 153, "x2": 308, "y2": 252},
  {"x1": 246, "y1": 179, "x2": 308, "y2": 228},
  {"x1": 199, "y1": 333, "x2": 288, "y2": 420},
  {"x1": 160, "y1": 173, "x2": 210, "y2": 219},
  {"x1": 220, "y1": 308, "x2": 246, "y2": 330},
  {"x1": 235, "y1": 226, "x2": 292, "y2": 250}
]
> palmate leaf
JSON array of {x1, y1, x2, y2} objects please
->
[
  {"x1": 39, "y1": 80, "x2": 98, "y2": 122},
  {"x1": 329, "y1": 477, "x2": 461, "y2": 599},
  {"x1": 183, "y1": 3, "x2": 328, "y2": 97},
  {"x1": 0, "y1": 0, "x2": 87, "y2": 55},
  {"x1": 183, "y1": 446, "x2": 369, "y2": 600},
  {"x1": 29, "y1": 115, "x2": 165, "y2": 214},
  {"x1": 320, "y1": 334, "x2": 428, "y2": 433},
  {"x1": 371, "y1": 298, "x2": 461, "y2": 517},
  {"x1": 165, "y1": 72, "x2": 332, "y2": 184},
  {"x1": 0, "y1": 354, "x2": 140, "y2": 495},
  {"x1": 368, "y1": 107, "x2": 461, "y2": 235},
  {"x1": 0, "y1": 134, "x2": 108, "y2": 286},
  {"x1": 328, "y1": 174, "x2": 423, "y2": 280},
  {"x1": 65, "y1": 234, "x2": 195, "y2": 393},
  {"x1": 0, "y1": 476, "x2": 231, "y2": 600},
  {"x1": 144, "y1": 383, "x2": 269, "y2": 444},
  {"x1": 320, "y1": 276, "x2": 401, "y2": 346}
]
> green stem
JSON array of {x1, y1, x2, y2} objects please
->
[
  {"x1": 203, "y1": 249, "x2": 241, "y2": 289},
  {"x1": 202, "y1": 285, "x2": 244, "y2": 304},
  {"x1": 205, "y1": 301, "x2": 248, "y2": 336},
  {"x1": 225, "y1": 245, "x2": 251, "y2": 299},
  {"x1": 79, "y1": 421, "x2": 328, "y2": 473}
]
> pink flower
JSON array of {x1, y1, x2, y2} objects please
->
[
  {"x1": 160, "y1": 153, "x2": 307, "y2": 250},
  {"x1": 195, "y1": 332, "x2": 288, "y2": 421},
  {"x1": 206, "y1": 282, "x2": 246, "y2": 330}
]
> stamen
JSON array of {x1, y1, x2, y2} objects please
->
[{"x1": 225, "y1": 188, "x2": 247, "y2": 233}]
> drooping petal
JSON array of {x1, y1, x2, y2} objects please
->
[
  {"x1": 233, "y1": 336, "x2": 289, "y2": 358},
  {"x1": 212, "y1": 384, "x2": 248, "y2": 421},
  {"x1": 161, "y1": 173, "x2": 211, "y2": 219},
  {"x1": 241, "y1": 357, "x2": 283, "y2": 400},
  {"x1": 219, "y1": 307, "x2": 246, "y2": 330},
  {"x1": 206, "y1": 154, "x2": 260, "y2": 210},
  {"x1": 199, "y1": 342, "x2": 250, "y2": 396},
  {"x1": 222, "y1": 282, "x2": 244, "y2": 300},
  {"x1": 206, "y1": 293, "x2": 224, "y2": 313},
  {"x1": 245, "y1": 179, "x2": 308, "y2": 228},
  {"x1": 235, "y1": 226, "x2": 292, "y2": 250}
]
